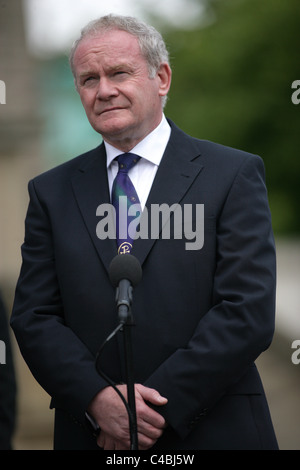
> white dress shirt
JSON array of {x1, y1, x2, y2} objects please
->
[{"x1": 105, "y1": 115, "x2": 171, "y2": 210}]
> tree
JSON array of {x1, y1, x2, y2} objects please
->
[{"x1": 164, "y1": 0, "x2": 300, "y2": 234}]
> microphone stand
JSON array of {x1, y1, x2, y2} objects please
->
[{"x1": 117, "y1": 282, "x2": 138, "y2": 450}]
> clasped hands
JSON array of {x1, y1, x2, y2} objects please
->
[{"x1": 87, "y1": 384, "x2": 168, "y2": 450}]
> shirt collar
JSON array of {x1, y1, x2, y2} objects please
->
[{"x1": 105, "y1": 114, "x2": 171, "y2": 169}]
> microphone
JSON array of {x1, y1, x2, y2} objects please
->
[
  {"x1": 108, "y1": 254, "x2": 142, "y2": 449},
  {"x1": 109, "y1": 254, "x2": 142, "y2": 323}
]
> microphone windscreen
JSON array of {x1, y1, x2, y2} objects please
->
[{"x1": 109, "y1": 254, "x2": 142, "y2": 287}]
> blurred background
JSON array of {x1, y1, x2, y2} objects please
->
[{"x1": 0, "y1": 0, "x2": 299, "y2": 450}]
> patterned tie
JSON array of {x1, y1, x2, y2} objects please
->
[{"x1": 112, "y1": 153, "x2": 141, "y2": 254}]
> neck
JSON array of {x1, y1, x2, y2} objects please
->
[{"x1": 103, "y1": 114, "x2": 164, "y2": 153}]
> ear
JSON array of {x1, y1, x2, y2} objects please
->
[{"x1": 157, "y1": 63, "x2": 172, "y2": 98}]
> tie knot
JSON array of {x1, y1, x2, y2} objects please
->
[{"x1": 116, "y1": 153, "x2": 140, "y2": 173}]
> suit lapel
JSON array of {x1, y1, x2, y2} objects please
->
[
  {"x1": 71, "y1": 144, "x2": 117, "y2": 273},
  {"x1": 132, "y1": 122, "x2": 204, "y2": 265},
  {"x1": 71, "y1": 123, "x2": 204, "y2": 270}
]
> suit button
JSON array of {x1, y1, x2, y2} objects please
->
[
  {"x1": 198, "y1": 408, "x2": 208, "y2": 417},
  {"x1": 189, "y1": 408, "x2": 209, "y2": 428},
  {"x1": 194, "y1": 409, "x2": 208, "y2": 422}
]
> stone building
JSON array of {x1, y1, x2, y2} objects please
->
[
  {"x1": 0, "y1": 0, "x2": 53, "y2": 449},
  {"x1": 0, "y1": 0, "x2": 42, "y2": 301}
]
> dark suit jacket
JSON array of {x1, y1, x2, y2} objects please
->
[
  {"x1": 0, "y1": 293, "x2": 16, "y2": 449},
  {"x1": 11, "y1": 120, "x2": 278, "y2": 450}
]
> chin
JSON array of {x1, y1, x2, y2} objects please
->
[{"x1": 94, "y1": 117, "x2": 134, "y2": 139}]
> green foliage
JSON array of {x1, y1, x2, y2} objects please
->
[{"x1": 164, "y1": 0, "x2": 300, "y2": 234}]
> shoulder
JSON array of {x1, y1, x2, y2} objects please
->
[
  {"x1": 31, "y1": 144, "x2": 104, "y2": 187},
  {"x1": 168, "y1": 118, "x2": 264, "y2": 172}
]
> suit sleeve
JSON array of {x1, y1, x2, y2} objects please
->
[
  {"x1": 10, "y1": 179, "x2": 106, "y2": 424},
  {"x1": 144, "y1": 154, "x2": 276, "y2": 440}
]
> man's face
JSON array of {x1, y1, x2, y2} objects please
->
[{"x1": 73, "y1": 29, "x2": 171, "y2": 151}]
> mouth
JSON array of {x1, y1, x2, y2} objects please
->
[{"x1": 99, "y1": 107, "x2": 123, "y2": 115}]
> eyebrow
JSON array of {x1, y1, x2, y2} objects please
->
[
  {"x1": 78, "y1": 63, "x2": 135, "y2": 79},
  {"x1": 78, "y1": 70, "x2": 96, "y2": 79}
]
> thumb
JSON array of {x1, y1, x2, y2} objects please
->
[{"x1": 135, "y1": 384, "x2": 168, "y2": 406}]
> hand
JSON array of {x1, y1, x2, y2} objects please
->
[
  {"x1": 98, "y1": 431, "x2": 129, "y2": 450},
  {"x1": 87, "y1": 384, "x2": 168, "y2": 450}
]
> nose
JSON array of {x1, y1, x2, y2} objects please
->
[{"x1": 96, "y1": 77, "x2": 118, "y2": 101}]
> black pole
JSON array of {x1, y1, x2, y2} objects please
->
[
  {"x1": 122, "y1": 319, "x2": 138, "y2": 450},
  {"x1": 108, "y1": 254, "x2": 142, "y2": 450},
  {"x1": 118, "y1": 297, "x2": 138, "y2": 450}
]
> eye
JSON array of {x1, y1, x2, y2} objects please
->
[
  {"x1": 84, "y1": 76, "x2": 95, "y2": 83},
  {"x1": 113, "y1": 70, "x2": 129, "y2": 79},
  {"x1": 80, "y1": 75, "x2": 99, "y2": 87}
]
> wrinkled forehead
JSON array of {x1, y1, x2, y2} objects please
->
[{"x1": 73, "y1": 29, "x2": 143, "y2": 68}]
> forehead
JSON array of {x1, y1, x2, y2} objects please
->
[{"x1": 73, "y1": 29, "x2": 145, "y2": 70}]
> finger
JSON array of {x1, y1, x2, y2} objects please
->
[
  {"x1": 138, "y1": 419, "x2": 165, "y2": 441},
  {"x1": 98, "y1": 430, "x2": 116, "y2": 450},
  {"x1": 97, "y1": 429, "x2": 105, "y2": 449},
  {"x1": 99, "y1": 431, "x2": 131, "y2": 450},
  {"x1": 136, "y1": 429, "x2": 163, "y2": 450},
  {"x1": 115, "y1": 440, "x2": 131, "y2": 450},
  {"x1": 135, "y1": 400, "x2": 167, "y2": 430},
  {"x1": 136, "y1": 384, "x2": 168, "y2": 406}
]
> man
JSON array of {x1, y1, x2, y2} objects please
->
[{"x1": 11, "y1": 14, "x2": 278, "y2": 450}]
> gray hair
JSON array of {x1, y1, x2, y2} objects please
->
[{"x1": 69, "y1": 14, "x2": 170, "y2": 106}]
